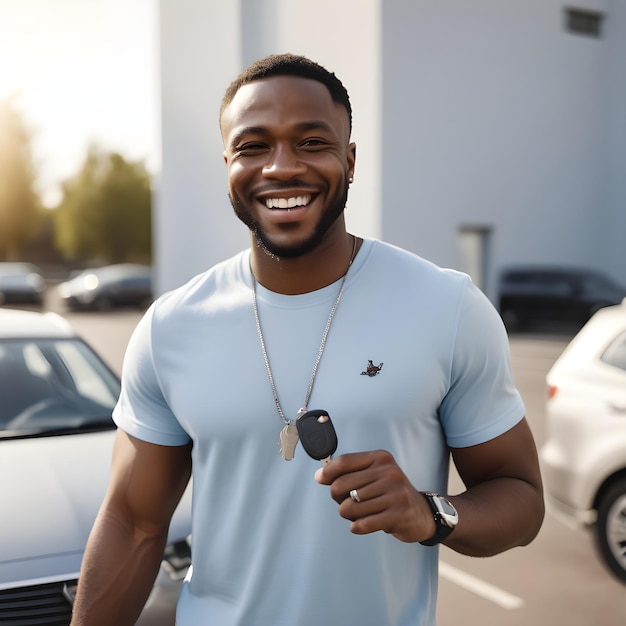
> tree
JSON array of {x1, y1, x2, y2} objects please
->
[
  {"x1": 54, "y1": 146, "x2": 152, "y2": 263},
  {"x1": 0, "y1": 97, "x2": 41, "y2": 260}
]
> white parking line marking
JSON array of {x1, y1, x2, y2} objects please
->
[{"x1": 439, "y1": 562, "x2": 524, "y2": 610}]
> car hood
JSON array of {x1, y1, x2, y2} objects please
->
[
  {"x1": 0, "y1": 431, "x2": 114, "y2": 587},
  {"x1": 0, "y1": 429, "x2": 193, "y2": 589}
]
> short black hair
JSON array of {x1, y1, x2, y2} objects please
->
[{"x1": 220, "y1": 53, "x2": 352, "y2": 134}]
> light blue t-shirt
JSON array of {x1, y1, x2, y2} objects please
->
[{"x1": 113, "y1": 238, "x2": 524, "y2": 626}]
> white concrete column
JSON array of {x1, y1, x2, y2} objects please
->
[{"x1": 156, "y1": 0, "x2": 247, "y2": 294}]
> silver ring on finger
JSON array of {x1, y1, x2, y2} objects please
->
[{"x1": 349, "y1": 489, "x2": 361, "y2": 503}]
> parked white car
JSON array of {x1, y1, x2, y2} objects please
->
[
  {"x1": 541, "y1": 298, "x2": 626, "y2": 583},
  {"x1": 0, "y1": 309, "x2": 192, "y2": 623}
]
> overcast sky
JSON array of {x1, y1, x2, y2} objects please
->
[{"x1": 0, "y1": 0, "x2": 158, "y2": 207}]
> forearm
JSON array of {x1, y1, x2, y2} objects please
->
[
  {"x1": 445, "y1": 477, "x2": 544, "y2": 557},
  {"x1": 70, "y1": 508, "x2": 168, "y2": 626}
]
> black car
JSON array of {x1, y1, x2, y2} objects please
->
[
  {"x1": 58, "y1": 263, "x2": 153, "y2": 311},
  {"x1": 498, "y1": 266, "x2": 626, "y2": 331}
]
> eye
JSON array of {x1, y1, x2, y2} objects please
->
[
  {"x1": 300, "y1": 138, "x2": 329, "y2": 150},
  {"x1": 236, "y1": 142, "x2": 268, "y2": 156}
]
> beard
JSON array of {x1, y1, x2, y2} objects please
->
[{"x1": 228, "y1": 179, "x2": 350, "y2": 259}]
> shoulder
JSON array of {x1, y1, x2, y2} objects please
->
[
  {"x1": 357, "y1": 237, "x2": 505, "y2": 345},
  {"x1": 152, "y1": 250, "x2": 251, "y2": 319},
  {"x1": 359, "y1": 238, "x2": 473, "y2": 304},
  {"x1": 366, "y1": 239, "x2": 468, "y2": 279}
]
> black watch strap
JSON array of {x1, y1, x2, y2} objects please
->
[{"x1": 419, "y1": 492, "x2": 458, "y2": 547}]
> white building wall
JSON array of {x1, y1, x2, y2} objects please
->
[
  {"x1": 158, "y1": 0, "x2": 624, "y2": 299},
  {"x1": 380, "y1": 0, "x2": 617, "y2": 297},
  {"x1": 604, "y1": 0, "x2": 626, "y2": 278}
]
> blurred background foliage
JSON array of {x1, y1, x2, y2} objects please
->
[
  {"x1": 0, "y1": 98, "x2": 41, "y2": 261},
  {"x1": 54, "y1": 147, "x2": 152, "y2": 264},
  {"x1": 0, "y1": 97, "x2": 152, "y2": 269}
]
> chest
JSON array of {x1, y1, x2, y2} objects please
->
[{"x1": 154, "y1": 292, "x2": 452, "y2": 459}]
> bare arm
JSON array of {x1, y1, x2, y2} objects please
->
[
  {"x1": 446, "y1": 417, "x2": 544, "y2": 555},
  {"x1": 70, "y1": 430, "x2": 192, "y2": 626},
  {"x1": 316, "y1": 418, "x2": 544, "y2": 556}
]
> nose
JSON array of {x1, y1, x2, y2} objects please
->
[{"x1": 262, "y1": 145, "x2": 307, "y2": 180}]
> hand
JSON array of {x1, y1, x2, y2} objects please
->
[{"x1": 315, "y1": 450, "x2": 436, "y2": 543}]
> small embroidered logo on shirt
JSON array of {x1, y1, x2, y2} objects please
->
[{"x1": 361, "y1": 360, "x2": 384, "y2": 377}]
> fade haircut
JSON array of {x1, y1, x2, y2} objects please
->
[{"x1": 220, "y1": 53, "x2": 352, "y2": 134}]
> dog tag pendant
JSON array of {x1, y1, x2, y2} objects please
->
[
  {"x1": 278, "y1": 408, "x2": 307, "y2": 461},
  {"x1": 279, "y1": 423, "x2": 299, "y2": 461}
]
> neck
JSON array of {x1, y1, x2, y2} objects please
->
[{"x1": 250, "y1": 231, "x2": 359, "y2": 295}]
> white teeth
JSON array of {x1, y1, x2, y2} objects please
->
[{"x1": 265, "y1": 195, "x2": 311, "y2": 209}]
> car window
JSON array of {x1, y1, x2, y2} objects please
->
[
  {"x1": 541, "y1": 275, "x2": 576, "y2": 294},
  {"x1": 502, "y1": 273, "x2": 534, "y2": 285},
  {"x1": 54, "y1": 342, "x2": 119, "y2": 406},
  {"x1": 501, "y1": 272, "x2": 575, "y2": 294},
  {"x1": 0, "y1": 338, "x2": 121, "y2": 436},
  {"x1": 601, "y1": 331, "x2": 626, "y2": 372}
]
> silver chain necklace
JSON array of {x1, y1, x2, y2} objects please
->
[{"x1": 251, "y1": 235, "x2": 357, "y2": 460}]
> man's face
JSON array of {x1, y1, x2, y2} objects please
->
[{"x1": 221, "y1": 75, "x2": 356, "y2": 258}]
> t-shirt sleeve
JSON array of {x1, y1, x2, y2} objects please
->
[
  {"x1": 439, "y1": 277, "x2": 525, "y2": 448},
  {"x1": 113, "y1": 305, "x2": 192, "y2": 446}
]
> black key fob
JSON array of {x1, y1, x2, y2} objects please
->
[{"x1": 296, "y1": 409, "x2": 338, "y2": 461}]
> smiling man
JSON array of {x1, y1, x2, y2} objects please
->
[{"x1": 70, "y1": 54, "x2": 544, "y2": 626}]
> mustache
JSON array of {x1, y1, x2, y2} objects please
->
[{"x1": 251, "y1": 180, "x2": 321, "y2": 195}]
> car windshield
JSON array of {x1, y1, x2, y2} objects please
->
[{"x1": 0, "y1": 338, "x2": 121, "y2": 439}]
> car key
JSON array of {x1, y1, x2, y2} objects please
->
[{"x1": 296, "y1": 409, "x2": 338, "y2": 465}]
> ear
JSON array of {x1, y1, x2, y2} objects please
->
[
  {"x1": 347, "y1": 142, "x2": 356, "y2": 179},
  {"x1": 223, "y1": 151, "x2": 228, "y2": 165}
]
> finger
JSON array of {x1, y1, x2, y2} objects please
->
[
  {"x1": 350, "y1": 512, "x2": 424, "y2": 543},
  {"x1": 344, "y1": 490, "x2": 431, "y2": 543},
  {"x1": 328, "y1": 456, "x2": 406, "y2": 504},
  {"x1": 327, "y1": 470, "x2": 379, "y2": 504},
  {"x1": 349, "y1": 510, "x2": 394, "y2": 536},
  {"x1": 339, "y1": 490, "x2": 385, "y2": 519},
  {"x1": 343, "y1": 483, "x2": 375, "y2": 506},
  {"x1": 315, "y1": 451, "x2": 381, "y2": 485},
  {"x1": 336, "y1": 490, "x2": 397, "y2": 533},
  {"x1": 345, "y1": 496, "x2": 416, "y2": 539}
]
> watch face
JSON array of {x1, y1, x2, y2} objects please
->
[
  {"x1": 420, "y1": 493, "x2": 458, "y2": 546},
  {"x1": 434, "y1": 495, "x2": 458, "y2": 527}
]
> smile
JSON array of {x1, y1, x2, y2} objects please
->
[{"x1": 264, "y1": 195, "x2": 312, "y2": 209}]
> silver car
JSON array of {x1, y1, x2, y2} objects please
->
[
  {"x1": 0, "y1": 262, "x2": 45, "y2": 307},
  {"x1": 541, "y1": 298, "x2": 626, "y2": 583},
  {"x1": 0, "y1": 309, "x2": 191, "y2": 624}
]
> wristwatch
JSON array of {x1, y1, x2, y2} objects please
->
[{"x1": 419, "y1": 492, "x2": 458, "y2": 546}]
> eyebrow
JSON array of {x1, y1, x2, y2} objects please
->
[
  {"x1": 228, "y1": 126, "x2": 265, "y2": 151},
  {"x1": 229, "y1": 121, "x2": 335, "y2": 151}
]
